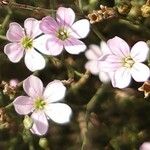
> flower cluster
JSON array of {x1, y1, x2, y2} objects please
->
[
  {"x1": 4, "y1": 7, "x2": 90, "y2": 71},
  {"x1": 86, "y1": 36, "x2": 150, "y2": 89},
  {"x1": 13, "y1": 75, "x2": 72, "y2": 135},
  {"x1": 3, "y1": 5, "x2": 150, "y2": 138}
]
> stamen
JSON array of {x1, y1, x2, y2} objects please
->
[
  {"x1": 123, "y1": 56, "x2": 135, "y2": 68},
  {"x1": 57, "y1": 28, "x2": 68, "y2": 41},
  {"x1": 34, "y1": 98, "x2": 46, "y2": 110},
  {"x1": 21, "y1": 36, "x2": 33, "y2": 49}
]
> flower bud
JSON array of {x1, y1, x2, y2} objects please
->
[
  {"x1": 23, "y1": 115, "x2": 33, "y2": 130},
  {"x1": 39, "y1": 138, "x2": 49, "y2": 149},
  {"x1": 141, "y1": 4, "x2": 150, "y2": 17}
]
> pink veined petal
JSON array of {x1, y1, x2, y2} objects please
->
[
  {"x1": 104, "y1": 54, "x2": 123, "y2": 63},
  {"x1": 98, "y1": 61, "x2": 122, "y2": 72},
  {"x1": 114, "y1": 67, "x2": 131, "y2": 88},
  {"x1": 24, "y1": 48, "x2": 46, "y2": 72},
  {"x1": 130, "y1": 63, "x2": 150, "y2": 82},
  {"x1": 45, "y1": 103, "x2": 72, "y2": 124},
  {"x1": 99, "y1": 71, "x2": 110, "y2": 83},
  {"x1": 33, "y1": 34, "x2": 51, "y2": 55},
  {"x1": 44, "y1": 80, "x2": 66, "y2": 103},
  {"x1": 64, "y1": 38, "x2": 86, "y2": 54},
  {"x1": 13, "y1": 96, "x2": 34, "y2": 115},
  {"x1": 140, "y1": 142, "x2": 150, "y2": 150},
  {"x1": 100, "y1": 41, "x2": 112, "y2": 55},
  {"x1": 130, "y1": 41, "x2": 149, "y2": 62},
  {"x1": 4, "y1": 43, "x2": 24, "y2": 63},
  {"x1": 85, "y1": 44, "x2": 102, "y2": 60},
  {"x1": 40, "y1": 16, "x2": 59, "y2": 34},
  {"x1": 6, "y1": 22, "x2": 25, "y2": 42},
  {"x1": 70, "y1": 19, "x2": 90, "y2": 39},
  {"x1": 85, "y1": 60, "x2": 99, "y2": 75},
  {"x1": 23, "y1": 75, "x2": 44, "y2": 98},
  {"x1": 56, "y1": 7, "x2": 75, "y2": 26},
  {"x1": 46, "y1": 38, "x2": 63, "y2": 56},
  {"x1": 24, "y1": 18, "x2": 42, "y2": 39},
  {"x1": 107, "y1": 36, "x2": 130, "y2": 57},
  {"x1": 30, "y1": 111, "x2": 48, "y2": 136}
]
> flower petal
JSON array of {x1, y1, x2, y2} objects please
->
[
  {"x1": 23, "y1": 75, "x2": 44, "y2": 98},
  {"x1": 24, "y1": 49, "x2": 45, "y2": 71},
  {"x1": 46, "y1": 38, "x2": 63, "y2": 56},
  {"x1": 100, "y1": 41, "x2": 111, "y2": 55},
  {"x1": 13, "y1": 96, "x2": 34, "y2": 115},
  {"x1": 4, "y1": 43, "x2": 24, "y2": 63},
  {"x1": 85, "y1": 44, "x2": 102, "y2": 60},
  {"x1": 24, "y1": 18, "x2": 42, "y2": 39},
  {"x1": 140, "y1": 142, "x2": 150, "y2": 150},
  {"x1": 40, "y1": 16, "x2": 59, "y2": 34},
  {"x1": 70, "y1": 19, "x2": 90, "y2": 39},
  {"x1": 131, "y1": 63, "x2": 150, "y2": 82},
  {"x1": 98, "y1": 61, "x2": 122, "y2": 72},
  {"x1": 33, "y1": 34, "x2": 51, "y2": 55},
  {"x1": 114, "y1": 67, "x2": 131, "y2": 88},
  {"x1": 85, "y1": 60, "x2": 99, "y2": 75},
  {"x1": 30, "y1": 111, "x2": 48, "y2": 136},
  {"x1": 44, "y1": 80, "x2": 66, "y2": 103},
  {"x1": 64, "y1": 38, "x2": 86, "y2": 54},
  {"x1": 131, "y1": 41, "x2": 149, "y2": 62},
  {"x1": 56, "y1": 7, "x2": 75, "y2": 26},
  {"x1": 45, "y1": 103, "x2": 72, "y2": 124},
  {"x1": 6, "y1": 22, "x2": 25, "y2": 42},
  {"x1": 107, "y1": 36, "x2": 130, "y2": 57},
  {"x1": 99, "y1": 71, "x2": 110, "y2": 83}
]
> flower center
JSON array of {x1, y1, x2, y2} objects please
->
[
  {"x1": 21, "y1": 36, "x2": 33, "y2": 49},
  {"x1": 57, "y1": 28, "x2": 68, "y2": 41},
  {"x1": 34, "y1": 98, "x2": 46, "y2": 110},
  {"x1": 123, "y1": 56, "x2": 135, "y2": 68}
]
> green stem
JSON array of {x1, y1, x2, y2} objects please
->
[
  {"x1": 81, "y1": 84, "x2": 109, "y2": 150},
  {"x1": 71, "y1": 70, "x2": 90, "y2": 92},
  {"x1": 0, "y1": 35, "x2": 7, "y2": 40},
  {"x1": 5, "y1": 102, "x2": 13, "y2": 109},
  {"x1": 49, "y1": 0, "x2": 56, "y2": 17},
  {"x1": 91, "y1": 24, "x2": 106, "y2": 41}
]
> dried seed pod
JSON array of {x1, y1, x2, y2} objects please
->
[
  {"x1": 138, "y1": 81, "x2": 150, "y2": 98},
  {"x1": 88, "y1": 5, "x2": 117, "y2": 24}
]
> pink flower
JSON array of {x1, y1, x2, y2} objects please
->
[
  {"x1": 13, "y1": 75, "x2": 72, "y2": 136},
  {"x1": 85, "y1": 42, "x2": 110, "y2": 82},
  {"x1": 100, "y1": 36, "x2": 150, "y2": 88},
  {"x1": 140, "y1": 142, "x2": 150, "y2": 150},
  {"x1": 40, "y1": 7, "x2": 90, "y2": 55},
  {"x1": 4, "y1": 18, "x2": 50, "y2": 72}
]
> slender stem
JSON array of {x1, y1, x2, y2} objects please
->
[
  {"x1": 71, "y1": 70, "x2": 90, "y2": 92},
  {"x1": 81, "y1": 84, "x2": 109, "y2": 149},
  {"x1": 5, "y1": 102, "x2": 13, "y2": 109},
  {"x1": 91, "y1": 24, "x2": 106, "y2": 41},
  {"x1": 49, "y1": 0, "x2": 56, "y2": 17},
  {"x1": 0, "y1": 35, "x2": 7, "y2": 40},
  {"x1": 1, "y1": 1, "x2": 55, "y2": 15}
]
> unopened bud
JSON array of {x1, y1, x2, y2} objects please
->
[
  {"x1": 141, "y1": 4, "x2": 150, "y2": 17},
  {"x1": 23, "y1": 115, "x2": 33, "y2": 129},
  {"x1": 39, "y1": 138, "x2": 49, "y2": 149}
]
